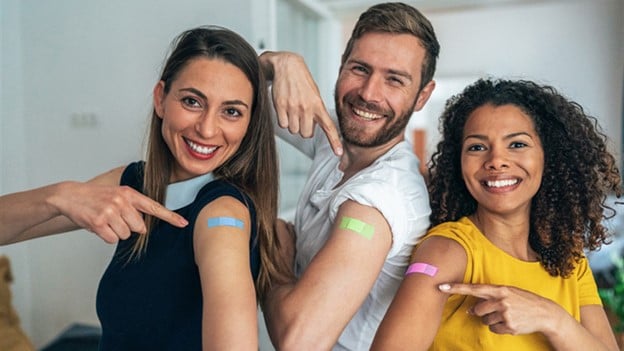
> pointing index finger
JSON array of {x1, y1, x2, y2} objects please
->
[
  {"x1": 439, "y1": 283, "x2": 498, "y2": 299},
  {"x1": 134, "y1": 194, "x2": 188, "y2": 228},
  {"x1": 317, "y1": 111, "x2": 343, "y2": 156}
]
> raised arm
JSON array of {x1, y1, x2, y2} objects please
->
[
  {"x1": 371, "y1": 236, "x2": 467, "y2": 350},
  {"x1": 0, "y1": 166, "x2": 187, "y2": 245},
  {"x1": 193, "y1": 196, "x2": 258, "y2": 350},
  {"x1": 262, "y1": 200, "x2": 391, "y2": 350},
  {"x1": 259, "y1": 51, "x2": 343, "y2": 156}
]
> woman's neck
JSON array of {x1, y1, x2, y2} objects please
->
[{"x1": 469, "y1": 210, "x2": 538, "y2": 261}]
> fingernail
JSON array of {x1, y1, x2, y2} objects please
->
[{"x1": 438, "y1": 283, "x2": 450, "y2": 291}]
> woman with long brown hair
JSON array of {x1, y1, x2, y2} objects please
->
[{"x1": 0, "y1": 25, "x2": 288, "y2": 350}]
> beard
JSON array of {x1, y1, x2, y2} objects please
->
[{"x1": 335, "y1": 89, "x2": 416, "y2": 148}]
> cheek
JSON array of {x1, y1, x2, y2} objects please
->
[
  {"x1": 225, "y1": 121, "x2": 251, "y2": 146},
  {"x1": 160, "y1": 116, "x2": 182, "y2": 137},
  {"x1": 460, "y1": 158, "x2": 480, "y2": 189},
  {"x1": 336, "y1": 73, "x2": 360, "y2": 95}
]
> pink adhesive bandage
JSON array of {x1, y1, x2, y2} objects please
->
[{"x1": 405, "y1": 262, "x2": 438, "y2": 277}]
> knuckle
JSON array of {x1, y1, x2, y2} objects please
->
[
  {"x1": 275, "y1": 96, "x2": 289, "y2": 108},
  {"x1": 91, "y1": 216, "x2": 108, "y2": 228},
  {"x1": 102, "y1": 234, "x2": 117, "y2": 244},
  {"x1": 119, "y1": 230, "x2": 131, "y2": 240}
]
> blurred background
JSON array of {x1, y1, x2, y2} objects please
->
[{"x1": 1, "y1": 0, "x2": 622, "y2": 349}]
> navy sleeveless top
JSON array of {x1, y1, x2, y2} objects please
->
[{"x1": 95, "y1": 162, "x2": 260, "y2": 350}]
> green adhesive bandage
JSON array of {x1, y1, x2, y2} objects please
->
[{"x1": 339, "y1": 216, "x2": 374, "y2": 240}]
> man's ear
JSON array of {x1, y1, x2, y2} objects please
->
[
  {"x1": 153, "y1": 81, "x2": 166, "y2": 119},
  {"x1": 413, "y1": 80, "x2": 436, "y2": 112}
]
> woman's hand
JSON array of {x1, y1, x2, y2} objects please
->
[{"x1": 439, "y1": 283, "x2": 566, "y2": 335}]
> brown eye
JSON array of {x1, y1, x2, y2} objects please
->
[
  {"x1": 182, "y1": 97, "x2": 201, "y2": 108},
  {"x1": 509, "y1": 142, "x2": 527, "y2": 149}
]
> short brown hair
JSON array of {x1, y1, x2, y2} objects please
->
[{"x1": 342, "y1": 2, "x2": 440, "y2": 90}]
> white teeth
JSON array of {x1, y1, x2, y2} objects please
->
[
  {"x1": 353, "y1": 107, "x2": 382, "y2": 120},
  {"x1": 486, "y1": 179, "x2": 518, "y2": 188},
  {"x1": 187, "y1": 140, "x2": 217, "y2": 155}
]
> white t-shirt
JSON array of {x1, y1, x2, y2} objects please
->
[{"x1": 277, "y1": 113, "x2": 431, "y2": 350}]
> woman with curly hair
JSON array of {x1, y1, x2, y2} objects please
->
[{"x1": 372, "y1": 78, "x2": 622, "y2": 350}]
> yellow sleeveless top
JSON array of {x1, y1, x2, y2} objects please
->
[{"x1": 426, "y1": 217, "x2": 602, "y2": 351}]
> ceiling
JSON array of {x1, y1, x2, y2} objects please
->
[{"x1": 312, "y1": 0, "x2": 567, "y2": 17}]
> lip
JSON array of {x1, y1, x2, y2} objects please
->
[
  {"x1": 480, "y1": 177, "x2": 521, "y2": 193},
  {"x1": 351, "y1": 106, "x2": 385, "y2": 121},
  {"x1": 184, "y1": 137, "x2": 219, "y2": 160}
]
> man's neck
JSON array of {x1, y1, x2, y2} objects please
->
[{"x1": 336, "y1": 135, "x2": 404, "y2": 188}]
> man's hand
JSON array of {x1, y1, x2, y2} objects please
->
[{"x1": 260, "y1": 51, "x2": 343, "y2": 156}]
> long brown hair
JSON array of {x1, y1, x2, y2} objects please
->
[{"x1": 134, "y1": 25, "x2": 285, "y2": 299}]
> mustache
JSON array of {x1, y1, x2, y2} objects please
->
[{"x1": 344, "y1": 93, "x2": 392, "y2": 117}]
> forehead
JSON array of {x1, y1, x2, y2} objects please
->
[
  {"x1": 348, "y1": 32, "x2": 426, "y2": 76},
  {"x1": 173, "y1": 57, "x2": 253, "y2": 101},
  {"x1": 464, "y1": 104, "x2": 536, "y2": 134}
]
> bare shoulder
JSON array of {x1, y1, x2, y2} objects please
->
[{"x1": 410, "y1": 235, "x2": 468, "y2": 282}]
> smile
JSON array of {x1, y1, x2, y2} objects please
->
[
  {"x1": 353, "y1": 107, "x2": 383, "y2": 121},
  {"x1": 185, "y1": 139, "x2": 218, "y2": 155},
  {"x1": 485, "y1": 179, "x2": 519, "y2": 188}
]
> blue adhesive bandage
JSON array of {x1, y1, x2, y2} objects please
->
[{"x1": 207, "y1": 217, "x2": 244, "y2": 229}]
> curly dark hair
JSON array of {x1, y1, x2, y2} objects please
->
[{"x1": 428, "y1": 78, "x2": 622, "y2": 277}]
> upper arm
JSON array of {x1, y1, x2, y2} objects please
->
[
  {"x1": 193, "y1": 196, "x2": 257, "y2": 350},
  {"x1": 371, "y1": 235, "x2": 467, "y2": 351},
  {"x1": 278, "y1": 200, "x2": 393, "y2": 349},
  {"x1": 580, "y1": 305, "x2": 619, "y2": 350}
]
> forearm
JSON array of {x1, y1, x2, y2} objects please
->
[
  {"x1": 543, "y1": 312, "x2": 617, "y2": 351},
  {"x1": 262, "y1": 282, "x2": 339, "y2": 351},
  {"x1": 258, "y1": 51, "x2": 280, "y2": 81},
  {"x1": 0, "y1": 182, "x2": 77, "y2": 244}
]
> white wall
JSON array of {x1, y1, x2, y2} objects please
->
[
  {"x1": 341, "y1": 0, "x2": 624, "y2": 164},
  {"x1": 427, "y1": 0, "x2": 624, "y2": 159},
  {"x1": 0, "y1": 0, "x2": 262, "y2": 347}
]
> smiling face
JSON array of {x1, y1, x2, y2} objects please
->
[
  {"x1": 153, "y1": 57, "x2": 252, "y2": 183},
  {"x1": 334, "y1": 32, "x2": 434, "y2": 148},
  {"x1": 461, "y1": 104, "x2": 544, "y2": 217}
]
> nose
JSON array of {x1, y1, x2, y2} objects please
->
[
  {"x1": 358, "y1": 74, "x2": 384, "y2": 103},
  {"x1": 484, "y1": 147, "x2": 509, "y2": 170},
  {"x1": 195, "y1": 111, "x2": 220, "y2": 138}
]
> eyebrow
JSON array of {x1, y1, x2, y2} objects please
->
[
  {"x1": 179, "y1": 87, "x2": 250, "y2": 109},
  {"x1": 463, "y1": 131, "x2": 533, "y2": 142}
]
